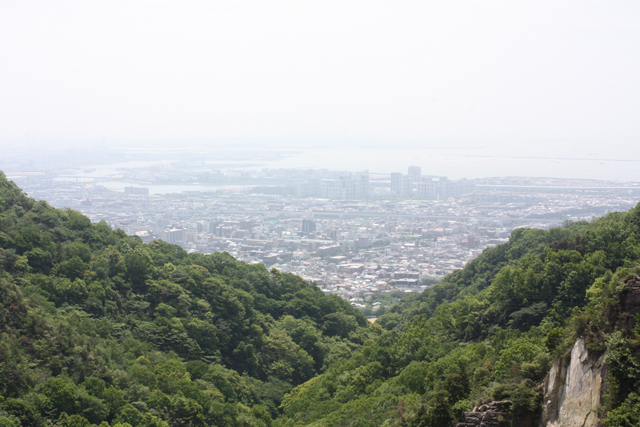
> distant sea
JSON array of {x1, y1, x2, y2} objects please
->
[
  {"x1": 264, "y1": 143, "x2": 640, "y2": 182},
  {"x1": 46, "y1": 142, "x2": 640, "y2": 195}
]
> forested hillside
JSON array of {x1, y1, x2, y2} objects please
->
[
  {"x1": 277, "y1": 202, "x2": 640, "y2": 426},
  {"x1": 2, "y1": 171, "x2": 640, "y2": 427},
  {"x1": 0, "y1": 172, "x2": 372, "y2": 427}
]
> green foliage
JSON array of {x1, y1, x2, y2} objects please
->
[
  {"x1": 603, "y1": 392, "x2": 640, "y2": 427},
  {"x1": 495, "y1": 338, "x2": 550, "y2": 381},
  {"x1": 399, "y1": 390, "x2": 453, "y2": 427},
  {"x1": 3, "y1": 172, "x2": 640, "y2": 427},
  {"x1": 0, "y1": 172, "x2": 370, "y2": 427},
  {"x1": 42, "y1": 378, "x2": 77, "y2": 416},
  {"x1": 274, "y1": 201, "x2": 640, "y2": 426}
]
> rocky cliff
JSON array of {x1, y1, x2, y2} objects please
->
[
  {"x1": 456, "y1": 401, "x2": 513, "y2": 427},
  {"x1": 458, "y1": 275, "x2": 640, "y2": 427},
  {"x1": 454, "y1": 342, "x2": 605, "y2": 427},
  {"x1": 538, "y1": 274, "x2": 640, "y2": 427},
  {"x1": 539, "y1": 339, "x2": 606, "y2": 427}
]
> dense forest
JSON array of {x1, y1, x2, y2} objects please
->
[
  {"x1": 278, "y1": 203, "x2": 640, "y2": 426},
  {"x1": 0, "y1": 173, "x2": 372, "y2": 427},
  {"x1": 1, "y1": 172, "x2": 639, "y2": 427}
]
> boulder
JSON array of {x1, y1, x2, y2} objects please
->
[{"x1": 456, "y1": 401, "x2": 512, "y2": 427}]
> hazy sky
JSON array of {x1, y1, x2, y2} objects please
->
[{"x1": 1, "y1": 1, "x2": 639, "y2": 148}]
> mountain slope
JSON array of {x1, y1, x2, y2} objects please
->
[
  {"x1": 277, "y1": 203, "x2": 640, "y2": 427},
  {"x1": 0, "y1": 172, "x2": 372, "y2": 427},
  {"x1": 2, "y1": 172, "x2": 639, "y2": 427}
]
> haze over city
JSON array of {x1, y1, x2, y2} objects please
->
[
  {"x1": 2, "y1": 0, "x2": 640, "y2": 309},
  {"x1": 3, "y1": 0, "x2": 640, "y2": 275},
  {"x1": 3, "y1": 3, "x2": 640, "y2": 426},
  {"x1": 2, "y1": 1, "x2": 640, "y2": 167}
]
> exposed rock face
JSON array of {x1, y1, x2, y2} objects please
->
[
  {"x1": 539, "y1": 338, "x2": 605, "y2": 427},
  {"x1": 456, "y1": 401, "x2": 512, "y2": 427},
  {"x1": 621, "y1": 276, "x2": 640, "y2": 317},
  {"x1": 537, "y1": 275, "x2": 640, "y2": 427}
]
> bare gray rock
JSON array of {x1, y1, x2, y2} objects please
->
[
  {"x1": 456, "y1": 401, "x2": 512, "y2": 427},
  {"x1": 539, "y1": 338, "x2": 605, "y2": 427}
]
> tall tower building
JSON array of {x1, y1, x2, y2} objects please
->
[
  {"x1": 390, "y1": 173, "x2": 412, "y2": 197},
  {"x1": 302, "y1": 219, "x2": 317, "y2": 234},
  {"x1": 354, "y1": 170, "x2": 369, "y2": 199},
  {"x1": 390, "y1": 173, "x2": 402, "y2": 194},
  {"x1": 408, "y1": 165, "x2": 421, "y2": 182}
]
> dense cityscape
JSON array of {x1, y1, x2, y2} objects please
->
[
  {"x1": 3, "y1": 2, "x2": 640, "y2": 426},
  {"x1": 5, "y1": 148, "x2": 640, "y2": 314}
]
